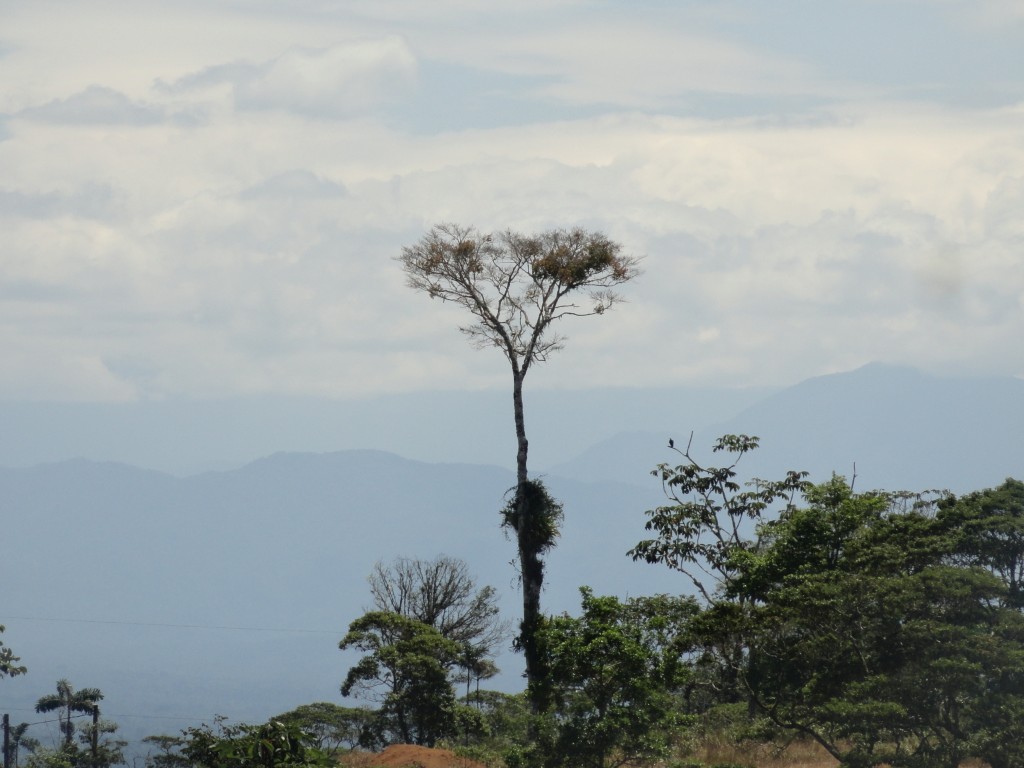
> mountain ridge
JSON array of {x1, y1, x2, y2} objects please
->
[{"x1": 547, "y1": 364, "x2": 1024, "y2": 493}]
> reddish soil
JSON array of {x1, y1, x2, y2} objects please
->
[{"x1": 349, "y1": 744, "x2": 487, "y2": 768}]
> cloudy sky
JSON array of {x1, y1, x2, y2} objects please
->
[{"x1": 2, "y1": 0, "x2": 1023, "y2": 402}]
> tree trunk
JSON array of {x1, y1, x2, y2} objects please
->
[
  {"x1": 512, "y1": 371, "x2": 528, "y2": 487},
  {"x1": 511, "y1": 371, "x2": 544, "y2": 710},
  {"x1": 91, "y1": 707, "x2": 99, "y2": 764}
]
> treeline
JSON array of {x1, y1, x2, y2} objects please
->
[
  {"x1": 315, "y1": 435, "x2": 1024, "y2": 768},
  {"x1": 624, "y1": 435, "x2": 1024, "y2": 768},
  {"x1": 5, "y1": 435, "x2": 1024, "y2": 768}
]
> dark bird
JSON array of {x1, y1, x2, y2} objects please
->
[{"x1": 668, "y1": 438, "x2": 674, "y2": 449}]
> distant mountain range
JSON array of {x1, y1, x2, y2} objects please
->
[
  {"x1": 548, "y1": 363, "x2": 1024, "y2": 494},
  {"x1": 1, "y1": 363, "x2": 1021, "y2": 755},
  {"x1": 0, "y1": 385, "x2": 770, "y2": 476},
  {"x1": 0, "y1": 450, "x2": 670, "y2": 752}
]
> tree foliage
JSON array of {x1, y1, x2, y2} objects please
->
[
  {"x1": 0, "y1": 624, "x2": 26, "y2": 680},
  {"x1": 460, "y1": 690, "x2": 532, "y2": 757},
  {"x1": 629, "y1": 434, "x2": 808, "y2": 604},
  {"x1": 270, "y1": 703, "x2": 370, "y2": 756},
  {"x1": 500, "y1": 478, "x2": 563, "y2": 699},
  {"x1": 181, "y1": 719, "x2": 328, "y2": 768},
  {"x1": 22, "y1": 747, "x2": 77, "y2": 768},
  {"x1": 629, "y1": 434, "x2": 808, "y2": 710},
  {"x1": 726, "y1": 476, "x2": 1024, "y2": 767},
  {"x1": 531, "y1": 590, "x2": 699, "y2": 768},
  {"x1": 630, "y1": 436, "x2": 1024, "y2": 767},
  {"x1": 348, "y1": 556, "x2": 506, "y2": 745},
  {"x1": 142, "y1": 735, "x2": 191, "y2": 768},
  {"x1": 21, "y1": 715, "x2": 125, "y2": 768},
  {"x1": 35, "y1": 680, "x2": 104, "y2": 749},
  {"x1": 74, "y1": 719, "x2": 126, "y2": 768},
  {"x1": 398, "y1": 224, "x2": 640, "y2": 371},
  {"x1": 8, "y1": 721, "x2": 37, "y2": 768},
  {"x1": 938, "y1": 477, "x2": 1024, "y2": 608},
  {"x1": 367, "y1": 554, "x2": 508, "y2": 676},
  {"x1": 339, "y1": 611, "x2": 467, "y2": 747}
]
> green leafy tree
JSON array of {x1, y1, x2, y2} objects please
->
[
  {"x1": 339, "y1": 611, "x2": 465, "y2": 747},
  {"x1": 8, "y1": 722, "x2": 37, "y2": 768},
  {"x1": 141, "y1": 735, "x2": 190, "y2": 768},
  {"x1": 532, "y1": 589, "x2": 699, "y2": 768},
  {"x1": 399, "y1": 223, "x2": 639, "y2": 706},
  {"x1": 455, "y1": 653, "x2": 500, "y2": 706},
  {"x1": 629, "y1": 434, "x2": 807, "y2": 708},
  {"x1": 630, "y1": 434, "x2": 808, "y2": 604},
  {"x1": 35, "y1": 680, "x2": 103, "y2": 749},
  {"x1": 21, "y1": 718, "x2": 125, "y2": 768},
  {"x1": 367, "y1": 555, "x2": 509, "y2": 688},
  {"x1": 0, "y1": 624, "x2": 26, "y2": 679},
  {"x1": 460, "y1": 691, "x2": 531, "y2": 756},
  {"x1": 23, "y1": 747, "x2": 77, "y2": 768},
  {"x1": 730, "y1": 477, "x2": 1024, "y2": 768},
  {"x1": 181, "y1": 719, "x2": 328, "y2": 768},
  {"x1": 74, "y1": 718, "x2": 126, "y2": 768},
  {"x1": 270, "y1": 703, "x2": 370, "y2": 756},
  {"x1": 938, "y1": 477, "x2": 1024, "y2": 608}
]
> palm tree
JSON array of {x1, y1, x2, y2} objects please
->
[
  {"x1": 9, "y1": 722, "x2": 36, "y2": 768},
  {"x1": 35, "y1": 679, "x2": 103, "y2": 748}
]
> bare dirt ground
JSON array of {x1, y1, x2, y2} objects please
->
[
  {"x1": 343, "y1": 742, "x2": 989, "y2": 768},
  {"x1": 344, "y1": 744, "x2": 487, "y2": 768}
]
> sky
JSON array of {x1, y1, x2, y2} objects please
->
[{"x1": 2, "y1": 0, "x2": 1023, "y2": 402}]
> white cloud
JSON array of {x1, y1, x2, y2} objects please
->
[
  {"x1": 0, "y1": 182, "x2": 116, "y2": 219},
  {"x1": 17, "y1": 86, "x2": 172, "y2": 125},
  {"x1": 4, "y1": 102, "x2": 1023, "y2": 397},
  {"x1": 240, "y1": 170, "x2": 348, "y2": 200},
  {"x1": 164, "y1": 38, "x2": 417, "y2": 118},
  {"x1": 517, "y1": 23, "x2": 815, "y2": 109},
  {"x1": 1, "y1": 2, "x2": 1023, "y2": 399},
  {"x1": 0, "y1": 344, "x2": 139, "y2": 401}
]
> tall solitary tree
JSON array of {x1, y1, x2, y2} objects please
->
[{"x1": 398, "y1": 223, "x2": 639, "y2": 704}]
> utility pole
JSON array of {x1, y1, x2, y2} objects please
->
[
  {"x1": 91, "y1": 707, "x2": 99, "y2": 764},
  {"x1": 3, "y1": 713, "x2": 10, "y2": 768}
]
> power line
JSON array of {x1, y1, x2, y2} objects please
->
[
  {"x1": 0, "y1": 714, "x2": 91, "y2": 727},
  {"x1": 0, "y1": 710, "x2": 219, "y2": 724},
  {"x1": 102, "y1": 713, "x2": 221, "y2": 723},
  {"x1": 1, "y1": 616, "x2": 340, "y2": 635}
]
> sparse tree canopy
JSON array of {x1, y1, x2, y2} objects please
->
[
  {"x1": 398, "y1": 223, "x2": 640, "y2": 376},
  {"x1": 630, "y1": 434, "x2": 809, "y2": 605},
  {"x1": 367, "y1": 555, "x2": 508, "y2": 656},
  {"x1": 342, "y1": 557, "x2": 503, "y2": 747}
]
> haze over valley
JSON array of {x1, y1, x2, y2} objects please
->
[{"x1": 3, "y1": 364, "x2": 1022, "y2": 753}]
